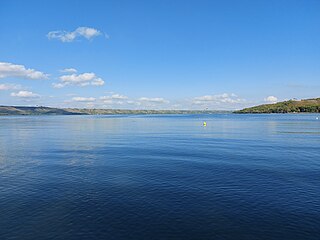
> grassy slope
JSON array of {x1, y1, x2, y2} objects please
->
[{"x1": 235, "y1": 98, "x2": 320, "y2": 113}]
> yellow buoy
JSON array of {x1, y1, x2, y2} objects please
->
[{"x1": 203, "y1": 121, "x2": 207, "y2": 126}]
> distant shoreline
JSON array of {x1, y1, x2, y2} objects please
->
[
  {"x1": 0, "y1": 106, "x2": 231, "y2": 116},
  {"x1": 1, "y1": 97, "x2": 320, "y2": 115}
]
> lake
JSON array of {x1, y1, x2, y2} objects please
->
[{"x1": 0, "y1": 114, "x2": 319, "y2": 240}]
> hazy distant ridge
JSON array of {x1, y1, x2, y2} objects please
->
[{"x1": 0, "y1": 106, "x2": 228, "y2": 116}]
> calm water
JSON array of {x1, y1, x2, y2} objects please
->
[{"x1": 0, "y1": 114, "x2": 319, "y2": 240}]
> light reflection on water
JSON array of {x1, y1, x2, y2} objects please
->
[{"x1": 0, "y1": 114, "x2": 320, "y2": 240}]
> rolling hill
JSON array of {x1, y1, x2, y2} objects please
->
[{"x1": 235, "y1": 98, "x2": 320, "y2": 113}]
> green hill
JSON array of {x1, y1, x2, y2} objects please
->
[{"x1": 235, "y1": 98, "x2": 320, "y2": 113}]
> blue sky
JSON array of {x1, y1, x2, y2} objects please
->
[{"x1": 0, "y1": 0, "x2": 319, "y2": 110}]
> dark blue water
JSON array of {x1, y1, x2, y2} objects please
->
[{"x1": 0, "y1": 114, "x2": 319, "y2": 240}]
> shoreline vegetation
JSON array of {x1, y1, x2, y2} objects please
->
[
  {"x1": 0, "y1": 98, "x2": 319, "y2": 116},
  {"x1": 234, "y1": 98, "x2": 320, "y2": 114}
]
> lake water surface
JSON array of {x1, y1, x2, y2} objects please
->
[{"x1": 0, "y1": 114, "x2": 319, "y2": 240}]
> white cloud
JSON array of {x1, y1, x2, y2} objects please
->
[
  {"x1": 138, "y1": 97, "x2": 169, "y2": 104},
  {"x1": 59, "y1": 93, "x2": 249, "y2": 110},
  {"x1": 100, "y1": 94, "x2": 128, "y2": 101},
  {"x1": 72, "y1": 97, "x2": 96, "y2": 102},
  {"x1": 47, "y1": 27, "x2": 102, "y2": 42},
  {"x1": 52, "y1": 83, "x2": 65, "y2": 89},
  {"x1": 0, "y1": 83, "x2": 21, "y2": 90},
  {"x1": 66, "y1": 94, "x2": 169, "y2": 109},
  {"x1": 110, "y1": 94, "x2": 128, "y2": 100},
  {"x1": 193, "y1": 93, "x2": 244, "y2": 105},
  {"x1": 91, "y1": 78, "x2": 104, "y2": 86},
  {"x1": 0, "y1": 62, "x2": 48, "y2": 80},
  {"x1": 264, "y1": 96, "x2": 278, "y2": 103},
  {"x1": 59, "y1": 93, "x2": 247, "y2": 110},
  {"x1": 99, "y1": 94, "x2": 129, "y2": 105},
  {"x1": 11, "y1": 91, "x2": 40, "y2": 98},
  {"x1": 60, "y1": 68, "x2": 77, "y2": 73},
  {"x1": 53, "y1": 72, "x2": 105, "y2": 88}
]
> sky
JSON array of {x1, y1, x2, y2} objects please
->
[{"x1": 0, "y1": 0, "x2": 319, "y2": 110}]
